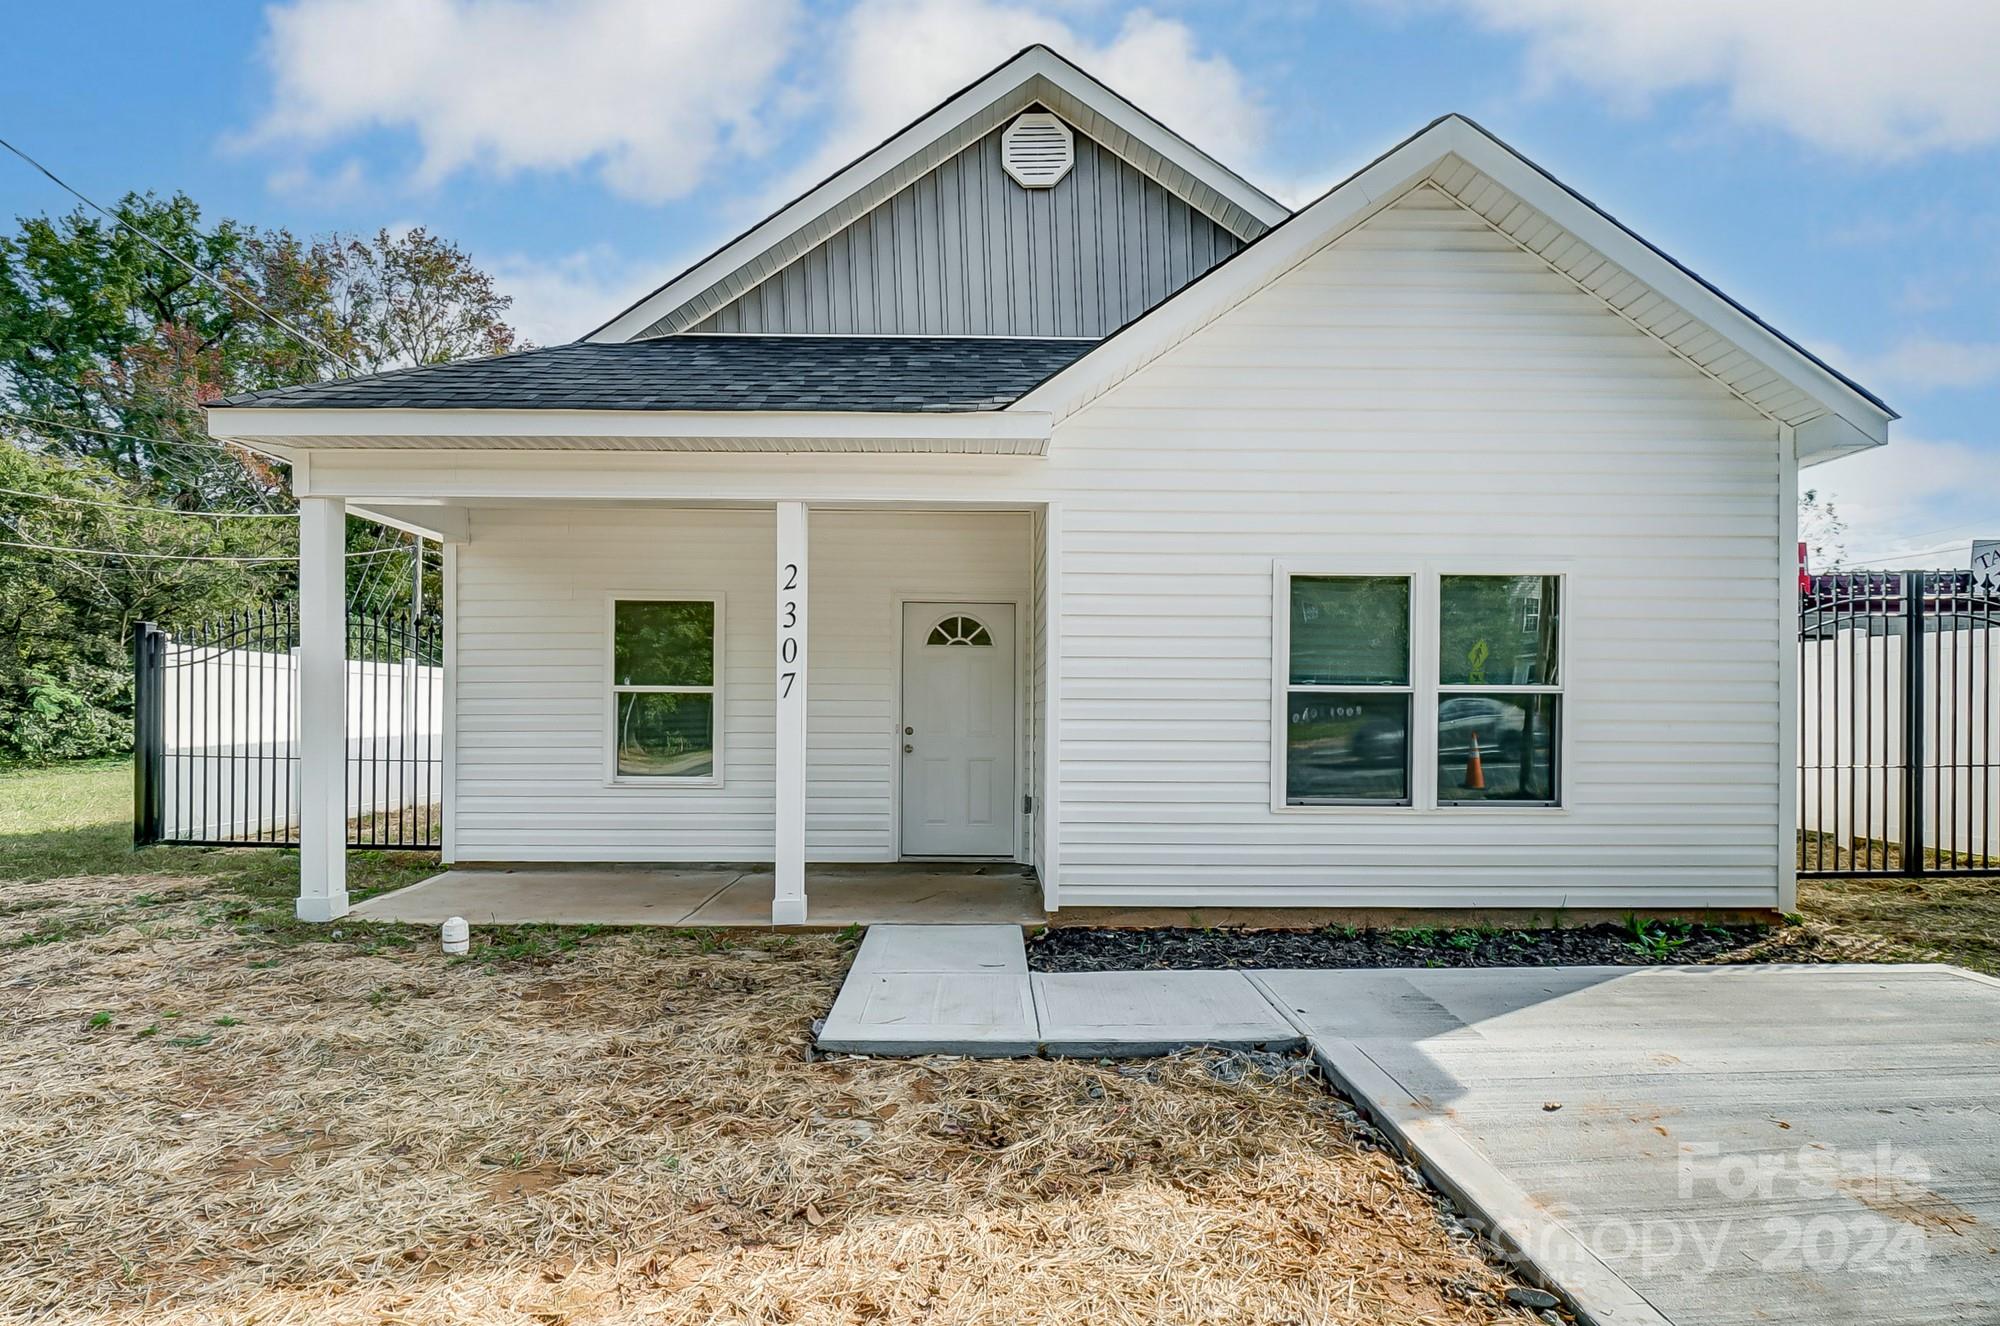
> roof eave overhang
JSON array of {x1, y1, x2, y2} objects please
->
[
  {"x1": 203, "y1": 406, "x2": 1053, "y2": 457},
  {"x1": 1794, "y1": 413, "x2": 1886, "y2": 468},
  {"x1": 1012, "y1": 116, "x2": 1895, "y2": 455}
]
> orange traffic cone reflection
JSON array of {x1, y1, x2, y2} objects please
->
[{"x1": 1465, "y1": 733, "x2": 1486, "y2": 791}]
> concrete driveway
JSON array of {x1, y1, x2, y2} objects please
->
[{"x1": 1258, "y1": 965, "x2": 2000, "y2": 1326}]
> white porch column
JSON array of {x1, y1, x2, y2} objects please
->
[
  {"x1": 773, "y1": 501, "x2": 809, "y2": 924},
  {"x1": 296, "y1": 496, "x2": 349, "y2": 921}
]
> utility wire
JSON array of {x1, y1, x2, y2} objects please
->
[
  {"x1": 2, "y1": 409, "x2": 285, "y2": 513},
  {"x1": 0, "y1": 135, "x2": 362, "y2": 376},
  {"x1": 2, "y1": 408, "x2": 250, "y2": 455},
  {"x1": 0, "y1": 485, "x2": 294, "y2": 518},
  {"x1": 1, "y1": 537, "x2": 399, "y2": 563},
  {"x1": 1842, "y1": 541, "x2": 1981, "y2": 568}
]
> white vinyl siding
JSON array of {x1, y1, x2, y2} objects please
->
[
  {"x1": 340, "y1": 179, "x2": 1790, "y2": 911},
  {"x1": 1043, "y1": 185, "x2": 1784, "y2": 909},
  {"x1": 453, "y1": 507, "x2": 1030, "y2": 862}
]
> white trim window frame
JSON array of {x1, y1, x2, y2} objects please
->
[
  {"x1": 1273, "y1": 566, "x2": 1418, "y2": 809},
  {"x1": 1272, "y1": 564, "x2": 1568, "y2": 813},
  {"x1": 1432, "y1": 569, "x2": 1565, "y2": 810},
  {"x1": 604, "y1": 592, "x2": 725, "y2": 788}
]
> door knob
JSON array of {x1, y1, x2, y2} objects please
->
[{"x1": 903, "y1": 743, "x2": 914, "y2": 754}]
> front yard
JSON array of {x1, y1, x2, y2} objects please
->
[
  {"x1": 2, "y1": 762, "x2": 1533, "y2": 1325},
  {"x1": 5, "y1": 761, "x2": 1997, "y2": 1324}
]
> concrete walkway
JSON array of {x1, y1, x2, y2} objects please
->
[
  {"x1": 817, "y1": 924, "x2": 1301, "y2": 1056},
  {"x1": 818, "y1": 931, "x2": 2000, "y2": 1326},
  {"x1": 348, "y1": 863, "x2": 1044, "y2": 927}
]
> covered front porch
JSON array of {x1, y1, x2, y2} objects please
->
[
  {"x1": 276, "y1": 488, "x2": 1055, "y2": 927},
  {"x1": 348, "y1": 861, "x2": 1045, "y2": 927}
]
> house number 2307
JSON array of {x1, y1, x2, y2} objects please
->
[{"x1": 779, "y1": 562, "x2": 800, "y2": 698}]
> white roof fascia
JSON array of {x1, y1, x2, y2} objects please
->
[
  {"x1": 584, "y1": 46, "x2": 1286, "y2": 345},
  {"x1": 207, "y1": 406, "x2": 1052, "y2": 450},
  {"x1": 1015, "y1": 116, "x2": 1895, "y2": 452},
  {"x1": 1435, "y1": 119, "x2": 1893, "y2": 447}
]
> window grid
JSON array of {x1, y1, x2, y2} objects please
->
[{"x1": 1275, "y1": 568, "x2": 1565, "y2": 812}]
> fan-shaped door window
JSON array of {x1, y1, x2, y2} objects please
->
[{"x1": 926, "y1": 614, "x2": 993, "y2": 647}]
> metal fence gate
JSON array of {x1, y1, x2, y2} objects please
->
[
  {"x1": 1798, "y1": 570, "x2": 1998, "y2": 876},
  {"x1": 133, "y1": 608, "x2": 444, "y2": 850}
]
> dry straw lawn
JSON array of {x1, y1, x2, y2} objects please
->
[{"x1": 1, "y1": 875, "x2": 1539, "y2": 1326}]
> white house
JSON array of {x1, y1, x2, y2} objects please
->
[{"x1": 206, "y1": 46, "x2": 1894, "y2": 925}]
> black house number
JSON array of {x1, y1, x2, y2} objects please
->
[{"x1": 780, "y1": 562, "x2": 800, "y2": 698}]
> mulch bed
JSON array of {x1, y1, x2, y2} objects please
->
[{"x1": 1028, "y1": 921, "x2": 1793, "y2": 972}]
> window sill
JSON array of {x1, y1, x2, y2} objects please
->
[
  {"x1": 1273, "y1": 802, "x2": 1568, "y2": 816},
  {"x1": 604, "y1": 776, "x2": 725, "y2": 791}
]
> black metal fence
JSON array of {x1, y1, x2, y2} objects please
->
[
  {"x1": 1798, "y1": 570, "x2": 1998, "y2": 876},
  {"x1": 134, "y1": 608, "x2": 443, "y2": 850}
]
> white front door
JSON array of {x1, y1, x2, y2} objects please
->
[{"x1": 900, "y1": 603, "x2": 1016, "y2": 857}]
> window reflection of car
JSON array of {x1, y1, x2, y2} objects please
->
[{"x1": 1438, "y1": 696, "x2": 1527, "y2": 764}]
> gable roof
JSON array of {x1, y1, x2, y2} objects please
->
[
  {"x1": 1013, "y1": 114, "x2": 1894, "y2": 465},
  {"x1": 212, "y1": 335, "x2": 1094, "y2": 413},
  {"x1": 585, "y1": 44, "x2": 1289, "y2": 343}
]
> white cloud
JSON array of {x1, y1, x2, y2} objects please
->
[
  {"x1": 1862, "y1": 337, "x2": 2000, "y2": 393},
  {"x1": 489, "y1": 245, "x2": 691, "y2": 345},
  {"x1": 245, "y1": 0, "x2": 802, "y2": 203},
  {"x1": 265, "y1": 157, "x2": 371, "y2": 205},
  {"x1": 1425, "y1": 0, "x2": 2000, "y2": 159},
  {"x1": 788, "y1": 1, "x2": 1267, "y2": 190},
  {"x1": 1807, "y1": 435, "x2": 1998, "y2": 569},
  {"x1": 1813, "y1": 334, "x2": 2000, "y2": 397}
]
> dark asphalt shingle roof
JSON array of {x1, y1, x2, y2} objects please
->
[{"x1": 213, "y1": 335, "x2": 1097, "y2": 413}]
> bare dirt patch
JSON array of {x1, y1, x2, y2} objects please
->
[{"x1": 0, "y1": 896, "x2": 1538, "y2": 1326}]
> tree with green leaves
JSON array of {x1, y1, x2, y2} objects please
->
[{"x1": 0, "y1": 192, "x2": 518, "y2": 760}]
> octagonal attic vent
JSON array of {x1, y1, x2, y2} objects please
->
[{"x1": 1002, "y1": 112, "x2": 1074, "y2": 188}]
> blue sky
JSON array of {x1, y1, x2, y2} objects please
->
[{"x1": 3, "y1": 1, "x2": 1994, "y2": 566}]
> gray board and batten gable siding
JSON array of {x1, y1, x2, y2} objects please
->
[{"x1": 673, "y1": 120, "x2": 1250, "y2": 339}]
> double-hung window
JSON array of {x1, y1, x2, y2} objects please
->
[
  {"x1": 1436, "y1": 575, "x2": 1561, "y2": 805},
  {"x1": 1279, "y1": 571, "x2": 1563, "y2": 808},
  {"x1": 609, "y1": 597, "x2": 721, "y2": 782},
  {"x1": 1284, "y1": 575, "x2": 1414, "y2": 805}
]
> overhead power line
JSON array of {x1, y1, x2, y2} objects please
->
[
  {"x1": 0, "y1": 135, "x2": 363, "y2": 376},
  {"x1": 2, "y1": 408, "x2": 247, "y2": 456},
  {"x1": 2, "y1": 408, "x2": 287, "y2": 513},
  {"x1": 0, "y1": 485, "x2": 295, "y2": 518},
  {"x1": 1842, "y1": 540, "x2": 1981, "y2": 567},
  {"x1": 1, "y1": 538, "x2": 401, "y2": 564}
]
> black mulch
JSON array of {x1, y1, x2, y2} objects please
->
[{"x1": 1026, "y1": 921, "x2": 1800, "y2": 972}]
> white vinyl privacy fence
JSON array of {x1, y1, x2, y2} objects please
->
[
  {"x1": 1797, "y1": 572, "x2": 1998, "y2": 874},
  {"x1": 134, "y1": 611, "x2": 443, "y2": 848}
]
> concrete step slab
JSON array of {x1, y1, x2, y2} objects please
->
[
  {"x1": 1030, "y1": 970, "x2": 1305, "y2": 1057},
  {"x1": 817, "y1": 971, "x2": 1037, "y2": 1057},
  {"x1": 850, "y1": 923, "x2": 1028, "y2": 975}
]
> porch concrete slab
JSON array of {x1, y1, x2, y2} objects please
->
[
  {"x1": 347, "y1": 867, "x2": 742, "y2": 925},
  {"x1": 1255, "y1": 964, "x2": 2000, "y2": 1326},
  {"x1": 850, "y1": 923, "x2": 1028, "y2": 975},
  {"x1": 817, "y1": 971, "x2": 1038, "y2": 1057},
  {"x1": 1030, "y1": 970, "x2": 1304, "y2": 1057},
  {"x1": 684, "y1": 866, "x2": 1043, "y2": 927},
  {"x1": 347, "y1": 863, "x2": 1044, "y2": 928}
]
